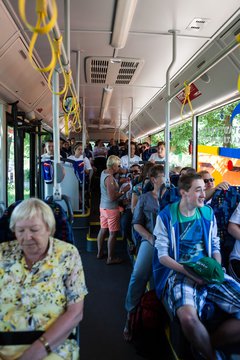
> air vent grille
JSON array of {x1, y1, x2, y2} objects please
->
[{"x1": 86, "y1": 57, "x2": 144, "y2": 85}]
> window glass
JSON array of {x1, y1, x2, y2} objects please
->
[
  {"x1": 197, "y1": 100, "x2": 240, "y2": 185},
  {"x1": 151, "y1": 120, "x2": 193, "y2": 169},
  {"x1": 24, "y1": 132, "x2": 30, "y2": 199},
  {"x1": 7, "y1": 126, "x2": 15, "y2": 205}
]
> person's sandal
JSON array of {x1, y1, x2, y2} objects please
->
[
  {"x1": 106, "y1": 257, "x2": 123, "y2": 265},
  {"x1": 123, "y1": 315, "x2": 132, "y2": 342}
]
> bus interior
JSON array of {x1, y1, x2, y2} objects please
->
[{"x1": 0, "y1": 1, "x2": 240, "y2": 359}]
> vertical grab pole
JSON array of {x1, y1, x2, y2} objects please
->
[
  {"x1": 64, "y1": 0, "x2": 70, "y2": 63},
  {"x1": 192, "y1": 115, "x2": 197, "y2": 169},
  {"x1": 52, "y1": 69, "x2": 61, "y2": 199},
  {"x1": 82, "y1": 98, "x2": 86, "y2": 214},
  {"x1": 76, "y1": 50, "x2": 86, "y2": 214},
  {"x1": 128, "y1": 97, "x2": 133, "y2": 169},
  {"x1": 118, "y1": 103, "x2": 123, "y2": 144},
  {"x1": 165, "y1": 30, "x2": 177, "y2": 187}
]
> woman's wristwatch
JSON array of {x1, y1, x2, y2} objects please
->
[{"x1": 39, "y1": 336, "x2": 51, "y2": 354}]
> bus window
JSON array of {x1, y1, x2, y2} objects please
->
[
  {"x1": 197, "y1": 100, "x2": 240, "y2": 185},
  {"x1": 7, "y1": 126, "x2": 15, "y2": 205},
  {"x1": 24, "y1": 132, "x2": 30, "y2": 199}
]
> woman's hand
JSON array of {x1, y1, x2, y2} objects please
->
[
  {"x1": 216, "y1": 181, "x2": 229, "y2": 191},
  {"x1": 18, "y1": 340, "x2": 46, "y2": 360}
]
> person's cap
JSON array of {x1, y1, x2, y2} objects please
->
[{"x1": 184, "y1": 257, "x2": 224, "y2": 284}]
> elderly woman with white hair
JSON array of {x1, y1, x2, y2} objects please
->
[{"x1": 0, "y1": 198, "x2": 87, "y2": 360}]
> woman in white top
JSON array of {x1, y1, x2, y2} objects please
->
[
  {"x1": 68, "y1": 142, "x2": 92, "y2": 174},
  {"x1": 149, "y1": 141, "x2": 165, "y2": 163}
]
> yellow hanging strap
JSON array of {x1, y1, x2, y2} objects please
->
[
  {"x1": 24, "y1": 0, "x2": 58, "y2": 73},
  {"x1": 236, "y1": 34, "x2": 240, "y2": 93},
  {"x1": 64, "y1": 113, "x2": 69, "y2": 138},
  {"x1": 71, "y1": 99, "x2": 81, "y2": 132},
  {"x1": 47, "y1": 36, "x2": 67, "y2": 95},
  {"x1": 180, "y1": 81, "x2": 194, "y2": 120},
  {"x1": 18, "y1": 0, "x2": 57, "y2": 35}
]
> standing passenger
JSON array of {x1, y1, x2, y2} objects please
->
[
  {"x1": 97, "y1": 155, "x2": 130, "y2": 264},
  {"x1": 93, "y1": 140, "x2": 108, "y2": 176}
]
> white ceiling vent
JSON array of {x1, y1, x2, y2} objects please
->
[
  {"x1": 85, "y1": 57, "x2": 144, "y2": 85},
  {"x1": 186, "y1": 18, "x2": 210, "y2": 31}
]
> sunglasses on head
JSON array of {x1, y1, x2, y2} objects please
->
[{"x1": 204, "y1": 178, "x2": 214, "y2": 184}]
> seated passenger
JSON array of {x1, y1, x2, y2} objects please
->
[
  {"x1": 123, "y1": 165, "x2": 165, "y2": 341},
  {"x1": 179, "y1": 166, "x2": 196, "y2": 177},
  {"x1": 153, "y1": 174, "x2": 240, "y2": 360},
  {"x1": 0, "y1": 198, "x2": 87, "y2": 359},
  {"x1": 41, "y1": 140, "x2": 54, "y2": 160},
  {"x1": 197, "y1": 170, "x2": 229, "y2": 202},
  {"x1": 131, "y1": 162, "x2": 154, "y2": 212},
  {"x1": 120, "y1": 142, "x2": 142, "y2": 170},
  {"x1": 119, "y1": 165, "x2": 142, "y2": 249},
  {"x1": 148, "y1": 141, "x2": 165, "y2": 163},
  {"x1": 228, "y1": 203, "x2": 240, "y2": 282}
]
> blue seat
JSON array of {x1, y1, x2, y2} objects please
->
[
  {"x1": 210, "y1": 185, "x2": 240, "y2": 268},
  {"x1": 0, "y1": 196, "x2": 75, "y2": 245}
]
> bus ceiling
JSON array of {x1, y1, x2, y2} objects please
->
[{"x1": 0, "y1": 0, "x2": 239, "y2": 141}]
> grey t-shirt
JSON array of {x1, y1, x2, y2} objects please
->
[{"x1": 132, "y1": 191, "x2": 159, "y2": 234}]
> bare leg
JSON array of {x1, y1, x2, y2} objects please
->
[
  {"x1": 211, "y1": 318, "x2": 240, "y2": 348},
  {"x1": 177, "y1": 305, "x2": 215, "y2": 360},
  {"x1": 97, "y1": 228, "x2": 108, "y2": 258},
  {"x1": 107, "y1": 230, "x2": 118, "y2": 261}
]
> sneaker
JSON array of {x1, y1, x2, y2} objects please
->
[{"x1": 215, "y1": 350, "x2": 226, "y2": 360}]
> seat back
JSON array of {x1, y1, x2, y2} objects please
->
[
  {"x1": 42, "y1": 160, "x2": 54, "y2": 184},
  {"x1": 210, "y1": 186, "x2": 240, "y2": 267},
  {"x1": 0, "y1": 197, "x2": 75, "y2": 245},
  {"x1": 159, "y1": 185, "x2": 180, "y2": 211}
]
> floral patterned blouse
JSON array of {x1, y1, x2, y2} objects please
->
[{"x1": 0, "y1": 237, "x2": 88, "y2": 359}]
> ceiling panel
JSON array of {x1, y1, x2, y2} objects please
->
[{"x1": 1, "y1": 0, "x2": 240, "y2": 140}]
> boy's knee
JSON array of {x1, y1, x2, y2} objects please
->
[{"x1": 178, "y1": 308, "x2": 200, "y2": 332}]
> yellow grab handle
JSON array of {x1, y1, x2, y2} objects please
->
[{"x1": 18, "y1": 0, "x2": 57, "y2": 34}]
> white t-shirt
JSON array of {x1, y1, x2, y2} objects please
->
[
  {"x1": 229, "y1": 203, "x2": 240, "y2": 260},
  {"x1": 149, "y1": 153, "x2": 165, "y2": 163},
  {"x1": 120, "y1": 155, "x2": 142, "y2": 169},
  {"x1": 67, "y1": 155, "x2": 92, "y2": 171}
]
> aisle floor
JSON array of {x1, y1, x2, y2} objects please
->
[{"x1": 80, "y1": 250, "x2": 146, "y2": 360}]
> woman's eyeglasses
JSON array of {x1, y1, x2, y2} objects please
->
[
  {"x1": 204, "y1": 178, "x2": 214, "y2": 184},
  {"x1": 130, "y1": 170, "x2": 140, "y2": 175}
]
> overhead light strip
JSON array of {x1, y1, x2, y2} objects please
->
[{"x1": 111, "y1": 0, "x2": 138, "y2": 49}]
